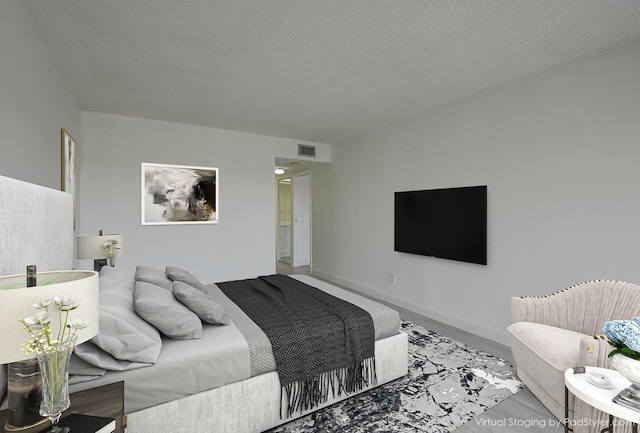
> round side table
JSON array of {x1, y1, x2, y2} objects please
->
[{"x1": 565, "y1": 366, "x2": 640, "y2": 433}]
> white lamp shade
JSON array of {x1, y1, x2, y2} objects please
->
[
  {"x1": 77, "y1": 234, "x2": 124, "y2": 260},
  {"x1": 0, "y1": 270, "x2": 99, "y2": 364}
]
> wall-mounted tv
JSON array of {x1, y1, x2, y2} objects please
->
[{"x1": 394, "y1": 185, "x2": 487, "y2": 265}]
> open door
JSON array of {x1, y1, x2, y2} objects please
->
[
  {"x1": 292, "y1": 173, "x2": 310, "y2": 267},
  {"x1": 277, "y1": 178, "x2": 292, "y2": 264}
]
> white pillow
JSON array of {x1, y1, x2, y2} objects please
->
[
  {"x1": 166, "y1": 266, "x2": 205, "y2": 290},
  {"x1": 135, "y1": 265, "x2": 172, "y2": 290},
  {"x1": 172, "y1": 281, "x2": 230, "y2": 325},
  {"x1": 134, "y1": 281, "x2": 203, "y2": 339},
  {"x1": 90, "y1": 267, "x2": 162, "y2": 364}
]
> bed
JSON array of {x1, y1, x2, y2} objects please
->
[{"x1": 0, "y1": 175, "x2": 408, "y2": 433}]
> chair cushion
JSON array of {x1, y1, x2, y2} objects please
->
[{"x1": 507, "y1": 321, "x2": 588, "y2": 416}]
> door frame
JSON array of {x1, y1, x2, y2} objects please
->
[
  {"x1": 276, "y1": 177, "x2": 292, "y2": 264},
  {"x1": 292, "y1": 171, "x2": 311, "y2": 268}
]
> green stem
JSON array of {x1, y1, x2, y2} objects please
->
[
  {"x1": 39, "y1": 272, "x2": 70, "y2": 286},
  {"x1": 59, "y1": 310, "x2": 70, "y2": 342},
  {"x1": 44, "y1": 323, "x2": 52, "y2": 347}
]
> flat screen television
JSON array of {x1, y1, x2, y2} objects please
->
[{"x1": 394, "y1": 185, "x2": 487, "y2": 265}]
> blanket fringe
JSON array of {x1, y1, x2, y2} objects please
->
[{"x1": 280, "y1": 357, "x2": 377, "y2": 418}]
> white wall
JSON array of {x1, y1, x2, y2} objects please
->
[
  {"x1": 312, "y1": 39, "x2": 640, "y2": 345},
  {"x1": 4, "y1": 0, "x2": 639, "y2": 346},
  {"x1": 77, "y1": 112, "x2": 329, "y2": 283},
  {"x1": 0, "y1": 1, "x2": 80, "y2": 188}
]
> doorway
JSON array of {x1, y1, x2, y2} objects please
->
[
  {"x1": 277, "y1": 178, "x2": 292, "y2": 265},
  {"x1": 276, "y1": 172, "x2": 311, "y2": 273},
  {"x1": 292, "y1": 172, "x2": 310, "y2": 267}
]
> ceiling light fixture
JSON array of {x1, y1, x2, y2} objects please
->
[{"x1": 275, "y1": 168, "x2": 285, "y2": 175}]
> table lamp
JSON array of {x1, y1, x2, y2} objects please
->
[
  {"x1": 0, "y1": 269, "x2": 99, "y2": 432},
  {"x1": 77, "y1": 230, "x2": 124, "y2": 272}
]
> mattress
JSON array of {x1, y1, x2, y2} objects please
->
[{"x1": 69, "y1": 274, "x2": 401, "y2": 413}]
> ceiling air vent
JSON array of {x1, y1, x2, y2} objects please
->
[{"x1": 297, "y1": 144, "x2": 316, "y2": 157}]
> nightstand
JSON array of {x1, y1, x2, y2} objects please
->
[{"x1": 1, "y1": 381, "x2": 125, "y2": 433}]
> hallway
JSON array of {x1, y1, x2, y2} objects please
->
[{"x1": 275, "y1": 260, "x2": 310, "y2": 276}]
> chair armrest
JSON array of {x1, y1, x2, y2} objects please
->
[{"x1": 578, "y1": 335, "x2": 613, "y2": 369}]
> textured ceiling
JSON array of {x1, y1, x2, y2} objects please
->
[{"x1": 23, "y1": 0, "x2": 640, "y2": 144}]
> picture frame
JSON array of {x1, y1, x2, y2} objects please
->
[
  {"x1": 141, "y1": 163, "x2": 219, "y2": 225},
  {"x1": 61, "y1": 128, "x2": 76, "y2": 227}
]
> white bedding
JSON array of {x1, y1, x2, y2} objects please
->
[
  {"x1": 126, "y1": 333, "x2": 408, "y2": 433},
  {"x1": 72, "y1": 317, "x2": 251, "y2": 412},
  {"x1": 69, "y1": 269, "x2": 402, "y2": 414}
]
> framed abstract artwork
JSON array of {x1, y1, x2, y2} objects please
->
[
  {"x1": 61, "y1": 128, "x2": 76, "y2": 227},
  {"x1": 141, "y1": 163, "x2": 219, "y2": 225}
]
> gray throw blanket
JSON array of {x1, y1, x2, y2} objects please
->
[{"x1": 218, "y1": 274, "x2": 376, "y2": 417}]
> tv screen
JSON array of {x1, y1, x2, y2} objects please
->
[{"x1": 394, "y1": 185, "x2": 487, "y2": 265}]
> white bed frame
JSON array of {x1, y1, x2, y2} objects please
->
[
  {"x1": 0, "y1": 175, "x2": 408, "y2": 433},
  {"x1": 127, "y1": 333, "x2": 407, "y2": 433}
]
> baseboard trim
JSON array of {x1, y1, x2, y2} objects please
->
[{"x1": 310, "y1": 268, "x2": 509, "y2": 346}]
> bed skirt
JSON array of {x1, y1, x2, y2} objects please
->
[{"x1": 126, "y1": 332, "x2": 408, "y2": 433}]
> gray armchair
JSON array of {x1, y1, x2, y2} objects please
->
[{"x1": 507, "y1": 280, "x2": 640, "y2": 432}]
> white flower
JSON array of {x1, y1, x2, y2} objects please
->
[
  {"x1": 53, "y1": 296, "x2": 73, "y2": 306},
  {"x1": 53, "y1": 296, "x2": 79, "y2": 311},
  {"x1": 21, "y1": 317, "x2": 43, "y2": 329},
  {"x1": 102, "y1": 240, "x2": 120, "y2": 266},
  {"x1": 35, "y1": 311, "x2": 50, "y2": 323},
  {"x1": 69, "y1": 319, "x2": 88, "y2": 330},
  {"x1": 20, "y1": 312, "x2": 49, "y2": 329},
  {"x1": 32, "y1": 299, "x2": 53, "y2": 309},
  {"x1": 19, "y1": 295, "x2": 87, "y2": 356}
]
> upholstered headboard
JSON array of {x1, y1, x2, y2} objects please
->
[
  {"x1": 0, "y1": 175, "x2": 75, "y2": 407},
  {"x1": 0, "y1": 175, "x2": 74, "y2": 276}
]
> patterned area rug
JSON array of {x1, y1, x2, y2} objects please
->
[{"x1": 268, "y1": 320, "x2": 523, "y2": 433}]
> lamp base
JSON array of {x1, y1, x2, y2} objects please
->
[
  {"x1": 6, "y1": 359, "x2": 49, "y2": 432},
  {"x1": 93, "y1": 259, "x2": 107, "y2": 273},
  {"x1": 4, "y1": 418, "x2": 50, "y2": 433}
]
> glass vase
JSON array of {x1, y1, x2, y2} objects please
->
[
  {"x1": 36, "y1": 335, "x2": 77, "y2": 431},
  {"x1": 106, "y1": 252, "x2": 116, "y2": 267},
  {"x1": 611, "y1": 353, "x2": 640, "y2": 409}
]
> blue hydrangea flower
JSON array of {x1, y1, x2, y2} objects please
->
[
  {"x1": 603, "y1": 320, "x2": 625, "y2": 344},
  {"x1": 626, "y1": 334, "x2": 640, "y2": 353},
  {"x1": 603, "y1": 318, "x2": 640, "y2": 350}
]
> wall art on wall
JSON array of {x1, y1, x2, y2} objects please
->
[
  {"x1": 141, "y1": 163, "x2": 218, "y2": 225},
  {"x1": 61, "y1": 128, "x2": 76, "y2": 227}
]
